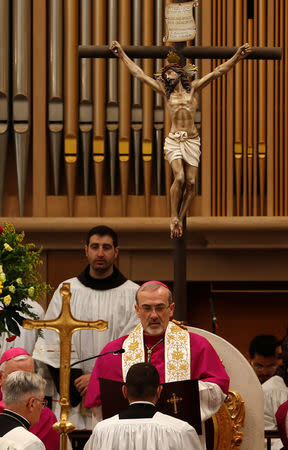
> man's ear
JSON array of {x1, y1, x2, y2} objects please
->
[
  {"x1": 25, "y1": 397, "x2": 34, "y2": 411},
  {"x1": 0, "y1": 371, "x2": 6, "y2": 388},
  {"x1": 169, "y1": 302, "x2": 175, "y2": 319},
  {"x1": 114, "y1": 246, "x2": 119, "y2": 260},
  {"x1": 135, "y1": 303, "x2": 141, "y2": 318},
  {"x1": 156, "y1": 385, "x2": 163, "y2": 401},
  {"x1": 84, "y1": 245, "x2": 88, "y2": 257},
  {"x1": 122, "y1": 385, "x2": 128, "y2": 399}
]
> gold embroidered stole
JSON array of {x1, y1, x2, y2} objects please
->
[{"x1": 122, "y1": 321, "x2": 190, "y2": 381}]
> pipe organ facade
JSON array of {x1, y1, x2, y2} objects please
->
[{"x1": 0, "y1": 0, "x2": 287, "y2": 219}]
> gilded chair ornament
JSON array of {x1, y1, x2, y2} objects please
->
[{"x1": 212, "y1": 390, "x2": 245, "y2": 449}]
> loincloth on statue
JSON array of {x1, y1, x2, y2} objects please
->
[{"x1": 164, "y1": 131, "x2": 201, "y2": 167}]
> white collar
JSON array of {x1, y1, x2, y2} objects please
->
[{"x1": 129, "y1": 401, "x2": 155, "y2": 406}]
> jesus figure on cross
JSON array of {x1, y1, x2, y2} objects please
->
[{"x1": 110, "y1": 41, "x2": 251, "y2": 238}]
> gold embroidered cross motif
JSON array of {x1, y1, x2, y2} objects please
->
[
  {"x1": 167, "y1": 362, "x2": 176, "y2": 371},
  {"x1": 128, "y1": 342, "x2": 139, "y2": 351},
  {"x1": 126, "y1": 350, "x2": 142, "y2": 361},
  {"x1": 170, "y1": 324, "x2": 181, "y2": 333},
  {"x1": 169, "y1": 334, "x2": 177, "y2": 341},
  {"x1": 167, "y1": 392, "x2": 183, "y2": 414},
  {"x1": 165, "y1": 322, "x2": 190, "y2": 382},
  {"x1": 172, "y1": 350, "x2": 184, "y2": 360},
  {"x1": 180, "y1": 362, "x2": 189, "y2": 371}
]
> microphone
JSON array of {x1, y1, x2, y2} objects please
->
[
  {"x1": 209, "y1": 295, "x2": 218, "y2": 335},
  {"x1": 70, "y1": 348, "x2": 125, "y2": 367}
]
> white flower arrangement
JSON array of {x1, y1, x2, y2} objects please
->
[{"x1": 0, "y1": 223, "x2": 51, "y2": 342}]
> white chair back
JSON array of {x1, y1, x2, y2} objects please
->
[{"x1": 187, "y1": 326, "x2": 264, "y2": 450}]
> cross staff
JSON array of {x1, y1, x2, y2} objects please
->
[{"x1": 23, "y1": 282, "x2": 108, "y2": 450}]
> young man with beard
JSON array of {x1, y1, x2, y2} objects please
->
[
  {"x1": 110, "y1": 41, "x2": 251, "y2": 238},
  {"x1": 32, "y1": 225, "x2": 139, "y2": 431},
  {"x1": 85, "y1": 281, "x2": 229, "y2": 449}
]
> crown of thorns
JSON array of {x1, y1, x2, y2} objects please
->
[{"x1": 154, "y1": 50, "x2": 198, "y2": 80}]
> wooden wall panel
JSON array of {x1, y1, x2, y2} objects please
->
[
  {"x1": 188, "y1": 283, "x2": 288, "y2": 358},
  {"x1": 44, "y1": 247, "x2": 288, "y2": 358},
  {"x1": 47, "y1": 250, "x2": 87, "y2": 297}
]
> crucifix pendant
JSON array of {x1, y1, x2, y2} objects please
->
[
  {"x1": 147, "y1": 349, "x2": 153, "y2": 363},
  {"x1": 145, "y1": 337, "x2": 164, "y2": 363}
]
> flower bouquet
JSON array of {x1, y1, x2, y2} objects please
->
[{"x1": 0, "y1": 223, "x2": 51, "y2": 342}]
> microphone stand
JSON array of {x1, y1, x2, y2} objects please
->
[
  {"x1": 209, "y1": 293, "x2": 218, "y2": 335},
  {"x1": 70, "y1": 348, "x2": 125, "y2": 367}
]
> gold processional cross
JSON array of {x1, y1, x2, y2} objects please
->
[
  {"x1": 167, "y1": 392, "x2": 183, "y2": 414},
  {"x1": 23, "y1": 282, "x2": 108, "y2": 450}
]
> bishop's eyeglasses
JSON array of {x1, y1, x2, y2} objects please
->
[{"x1": 138, "y1": 305, "x2": 170, "y2": 313}]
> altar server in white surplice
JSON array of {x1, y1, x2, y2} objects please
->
[
  {"x1": 84, "y1": 362, "x2": 202, "y2": 450},
  {"x1": 32, "y1": 225, "x2": 139, "y2": 430},
  {"x1": 262, "y1": 335, "x2": 288, "y2": 450}
]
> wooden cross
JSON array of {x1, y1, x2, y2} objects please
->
[
  {"x1": 79, "y1": 45, "x2": 281, "y2": 60},
  {"x1": 23, "y1": 282, "x2": 108, "y2": 450},
  {"x1": 167, "y1": 392, "x2": 183, "y2": 414},
  {"x1": 78, "y1": 43, "x2": 281, "y2": 322}
]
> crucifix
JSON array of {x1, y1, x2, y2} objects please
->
[
  {"x1": 78, "y1": 4, "x2": 281, "y2": 320},
  {"x1": 23, "y1": 282, "x2": 108, "y2": 450},
  {"x1": 167, "y1": 392, "x2": 183, "y2": 414}
]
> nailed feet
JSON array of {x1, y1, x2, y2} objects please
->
[{"x1": 170, "y1": 217, "x2": 183, "y2": 239}]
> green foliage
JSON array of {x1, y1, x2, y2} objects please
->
[{"x1": 0, "y1": 223, "x2": 52, "y2": 338}]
